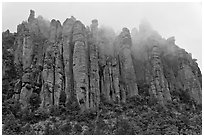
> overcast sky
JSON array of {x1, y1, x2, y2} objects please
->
[{"x1": 2, "y1": 2, "x2": 202, "y2": 68}]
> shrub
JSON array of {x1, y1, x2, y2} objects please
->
[
  {"x1": 2, "y1": 98, "x2": 21, "y2": 118},
  {"x1": 29, "y1": 93, "x2": 41, "y2": 111},
  {"x1": 2, "y1": 114, "x2": 21, "y2": 135},
  {"x1": 59, "y1": 122, "x2": 72, "y2": 135},
  {"x1": 49, "y1": 105, "x2": 61, "y2": 116},
  {"x1": 114, "y1": 117, "x2": 135, "y2": 135}
]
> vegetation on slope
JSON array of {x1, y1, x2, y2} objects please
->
[{"x1": 2, "y1": 84, "x2": 202, "y2": 135}]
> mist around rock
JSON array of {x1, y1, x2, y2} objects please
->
[{"x1": 2, "y1": 10, "x2": 202, "y2": 135}]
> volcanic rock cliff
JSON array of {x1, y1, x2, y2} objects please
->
[{"x1": 3, "y1": 10, "x2": 202, "y2": 113}]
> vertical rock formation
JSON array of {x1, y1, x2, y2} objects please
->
[
  {"x1": 177, "y1": 49, "x2": 202, "y2": 104},
  {"x1": 149, "y1": 45, "x2": 171, "y2": 105},
  {"x1": 131, "y1": 20, "x2": 202, "y2": 106},
  {"x1": 14, "y1": 24, "x2": 32, "y2": 108},
  {"x1": 62, "y1": 16, "x2": 76, "y2": 104},
  {"x1": 14, "y1": 10, "x2": 46, "y2": 109},
  {"x1": 40, "y1": 42, "x2": 53, "y2": 109},
  {"x1": 88, "y1": 19, "x2": 100, "y2": 110},
  {"x1": 103, "y1": 59, "x2": 112, "y2": 101},
  {"x1": 28, "y1": 10, "x2": 35, "y2": 23},
  {"x1": 111, "y1": 56, "x2": 120, "y2": 103},
  {"x1": 118, "y1": 28, "x2": 138, "y2": 98},
  {"x1": 22, "y1": 36, "x2": 33, "y2": 70},
  {"x1": 72, "y1": 21, "x2": 89, "y2": 112},
  {"x1": 7, "y1": 10, "x2": 201, "y2": 113},
  {"x1": 97, "y1": 27, "x2": 120, "y2": 103},
  {"x1": 40, "y1": 19, "x2": 63, "y2": 109},
  {"x1": 27, "y1": 10, "x2": 40, "y2": 35}
]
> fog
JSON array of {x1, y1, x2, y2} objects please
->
[
  {"x1": 36, "y1": 15, "x2": 50, "y2": 38},
  {"x1": 2, "y1": 2, "x2": 202, "y2": 68}
]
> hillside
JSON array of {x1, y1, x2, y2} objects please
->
[{"x1": 2, "y1": 10, "x2": 202, "y2": 135}]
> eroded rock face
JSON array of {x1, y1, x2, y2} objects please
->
[
  {"x1": 97, "y1": 28, "x2": 121, "y2": 103},
  {"x1": 22, "y1": 36, "x2": 33, "y2": 70},
  {"x1": 19, "y1": 83, "x2": 33, "y2": 109},
  {"x1": 28, "y1": 10, "x2": 35, "y2": 23},
  {"x1": 27, "y1": 10, "x2": 40, "y2": 35},
  {"x1": 111, "y1": 57, "x2": 120, "y2": 103},
  {"x1": 88, "y1": 19, "x2": 100, "y2": 110},
  {"x1": 177, "y1": 50, "x2": 202, "y2": 104},
  {"x1": 14, "y1": 24, "x2": 35, "y2": 108},
  {"x1": 10, "y1": 10, "x2": 202, "y2": 112},
  {"x1": 62, "y1": 17, "x2": 76, "y2": 104},
  {"x1": 49, "y1": 19, "x2": 62, "y2": 43},
  {"x1": 148, "y1": 46, "x2": 171, "y2": 105},
  {"x1": 72, "y1": 21, "x2": 89, "y2": 112},
  {"x1": 118, "y1": 28, "x2": 138, "y2": 98},
  {"x1": 40, "y1": 20, "x2": 63, "y2": 109},
  {"x1": 131, "y1": 27, "x2": 202, "y2": 106}
]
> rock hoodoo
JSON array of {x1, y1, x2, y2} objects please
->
[{"x1": 3, "y1": 10, "x2": 201, "y2": 112}]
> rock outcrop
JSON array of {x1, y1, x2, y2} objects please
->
[
  {"x1": 131, "y1": 22, "x2": 202, "y2": 106},
  {"x1": 62, "y1": 16, "x2": 76, "y2": 105},
  {"x1": 177, "y1": 49, "x2": 202, "y2": 104},
  {"x1": 118, "y1": 28, "x2": 138, "y2": 98},
  {"x1": 2, "y1": 10, "x2": 201, "y2": 112},
  {"x1": 40, "y1": 19, "x2": 63, "y2": 109},
  {"x1": 88, "y1": 19, "x2": 100, "y2": 110},
  {"x1": 148, "y1": 45, "x2": 171, "y2": 106},
  {"x1": 72, "y1": 21, "x2": 89, "y2": 112}
]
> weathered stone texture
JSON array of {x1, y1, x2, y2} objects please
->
[
  {"x1": 22, "y1": 36, "x2": 33, "y2": 70},
  {"x1": 72, "y1": 21, "x2": 89, "y2": 112},
  {"x1": 40, "y1": 19, "x2": 63, "y2": 109},
  {"x1": 62, "y1": 17, "x2": 76, "y2": 103},
  {"x1": 149, "y1": 46, "x2": 171, "y2": 105},
  {"x1": 87, "y1": 19, "x2": 100, "y2": 110},
  {"x1": 10, "y1": 10, "x2": 202, "y2": 112},
  {"x1": 118, "y1": 28, "x2": 138, "y2": 98},
  {"x1": 177, "y1": 50, "x2": 202, "y2": 104}
]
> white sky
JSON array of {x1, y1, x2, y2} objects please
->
[{"x1": 2, "y1": 2, "x2": 202, "y2": 68}]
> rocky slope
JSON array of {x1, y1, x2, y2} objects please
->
[{"x1": 3, "y1": 10, "x2": 202, "y2": 113}]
